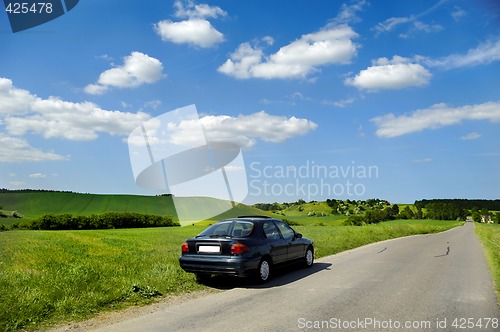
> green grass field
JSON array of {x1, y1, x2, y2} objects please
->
[
  {"x1": 475, "y1": 223, "x2": 500, "y2": 304},
  {"x1": 0, "y1": 192, "x2": 272, "y2": 226},
  {"x1": 0, "y1": 192, "x2": 178, "y2": 219},
  {"x1": 0, "y1": 219, "x2": 462, "y2": 331}
]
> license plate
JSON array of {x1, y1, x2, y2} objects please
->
[{"x1": 198, "y1": 245, "x2": 221, "y2": 253}]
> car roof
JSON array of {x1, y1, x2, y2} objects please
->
[{"x1": 222, "y1": 216, "x2": 279, "y2": 223}]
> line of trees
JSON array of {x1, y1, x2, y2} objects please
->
[
  {"x1": 415, "y1": 199, "x2": 500, "y2": 211},
  {"x1": 25, "y1": 212, "x2": 178, "y2": 230},
  {"x1": 343, "y1": 204, "x2": 422, "y2": 226},
  {"x1": 0, "y1": 188, "x2": 76, "y2": 193}
]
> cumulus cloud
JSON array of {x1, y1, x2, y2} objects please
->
[
  {"x1": 218, "y1": 25, "x2": 359, "y2": 79},
  {"x1": 167, "y1": 111, "x2": 318, "y2": 149},
  {"x1": 154, "y1": 0, "x2": 226, "y2": 48},
  {"x1": 7, "y1": 98, "x2": 151, "y2": 141},
  {"x1": 345, "y1": 56, "x2": 431, "y2": 91},
  {"x1": 155, "y1": 19, "x2": 224, "y2": 48},
  {"x1": 1, "y1": 78, "x2": 151, "y2": 141},
  {"x1": 84, "y1": 52, "x2": 164, "y2": 95},
  {"x1": 0, "y1": 78, "x2": 37, "y2": 115},
  {"x1": 425, "y1": 37, "x2": 500, "y2": 69},
  {"x1": 372, "y1": 101, "x2": 500, "y2": 138},
  {"x1": 0, "y1": 133, "x2": 67, "y2": 162}
]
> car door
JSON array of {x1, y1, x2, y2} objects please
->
[
  {"x1": 275, "y1": 221, "x2": 303, "y2": 261},
  {"x1": 262, "y1": 221, "x2": 288, "y2": 264}
]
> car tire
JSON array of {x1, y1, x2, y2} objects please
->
[
  {"x1": 195, "y1": 273, "x2": 211, "y2": 283},
  {"x1": 256, "y1": 258, "x2": 271, "y2": 283},
  {"x1": 304, "y1": 246, "x2": 314, "y2": 268}
]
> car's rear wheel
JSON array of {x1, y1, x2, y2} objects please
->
[
  {"x1": 257, "y1": 258, "x2": 271, "y2": 283},
  {"x1": 304, "y1": 246, "x2": 314, "y2": 268}
]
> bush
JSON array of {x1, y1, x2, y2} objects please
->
[
  {"x1": 344, "y1": 215, "x2": 365, "y2": 226},
  {"x1": 28, "y1": 212, "x2": 179, "y2": 230},
  {"x1": 282, "y1": 218, "x2": 301, "y2": 226}
]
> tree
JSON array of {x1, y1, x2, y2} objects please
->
[
  {"x1": 425, "y1": 202, "x2": 464, "y2": 220},
  {"x1": 391, "y1": 204, "x2": 400, "y2": 218},
  {"x1": 416, "y1": 206, "x2": 423, "y2": 219},
  {"x1": 399, "y1": 206, "x2": 415, "y2": 219},
  {"x1": 472, "y1": 210, "x2": 481, "y2": 223}
]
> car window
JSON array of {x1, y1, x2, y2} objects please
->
[
  {"x1": 231, "y1": 221, "x2": 254, "y2": 237},
  {"x1": 200, "y1": 222, "x2": 232, "y2": 237},
  {"x1": 262, "y1": 222, "x2": 281, "y2": 240},
  {"x1": 276, "y1": 221, "x2": 295, "y2": 241},
  {"x1": 198, "y1": 221, "x2": 254, "y2": 237}
]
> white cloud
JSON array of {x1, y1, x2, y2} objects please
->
[
  {"x1": 1, "y1": 78, "x2": 151, "y2": 141},
  {"x1": 372, "y1": 101, "x2": 500, "y2": 138},
  {"x1": 0, "y1": 78, "x2": 37, "y2": 115},
  {"x1": 218, "y1": 25, "x2": 359, "y2": 79},
  {"x1": 154, "y1": 1, "x2": 226, "y2": 48},
  {"x1": 84, "y1": 52, "x2": 165, "y2": 95},
  {"x1": 173, "y1": 0, "x2": 226, "y2": 19},
  {"x1": 412, "y1": 21, "x2": 443, "y2": 33},
  {"x1": 451, "y1": 6, "x2": 467, "y2": 21},
  {"x1": 324, "y1": 97, "x2": 355, "y2": 108},
  {"x1": 0, "y1": 133, "x2": 67, "y2": 162},
  {"x1": 83, "y1": 84, "x2": 108, "y2": 95},
  {"x1": 425, "y1": 37, "x2": 500, "y2": 69},
  {"x1": 460, "y1": 132, "x2": 481, "y2": 140},
  {"x1": 373, "y1": 17, "x2": 413, "y2": 34},
  {"x1": 29, "y1": 173, "x2": 47, "y2": 178},
  {"x1": 155, "y1": 19, "x2": 224, "y2": 48},
  {"x1": 331, "y1": 0, "x2": 368, "y2": 25},
  {"x1": 143, "y1": 100, "x2": 162, "y2": 110},
  {"x1": 167, "y1": 111, "x2": 318, "y2": 149},
  {"x1": 372, "y1": 0, "x2": 448, "y2": 37},
  {"x1": 262, "y1": 36, "x2": 274, "y2": 46},
  {"x1": 345, "y1": 56, "x2": 431, "y2": 91}
]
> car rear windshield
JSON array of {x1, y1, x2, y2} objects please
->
[{"x1": 197, "y1": 220, "x2": 254, "y2": 238}]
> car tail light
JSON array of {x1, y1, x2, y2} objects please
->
[
  {"x1": 230, "y1": 242, "x2": 250, "y2": 255},
  {"x1": 181, "y1": 242, "x2": 189, "y2": 253}
]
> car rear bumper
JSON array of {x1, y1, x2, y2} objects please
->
[{"x1": 179, "y1": 255, "x2": 261, "y2": 277}]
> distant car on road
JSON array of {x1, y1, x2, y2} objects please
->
[{"x1": 179, "y1": 216, "x2": 314, "y2": 283}]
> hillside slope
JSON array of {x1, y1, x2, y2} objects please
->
[{"x1": 0, "y1": 192, "x2": 271, "y2": 224}]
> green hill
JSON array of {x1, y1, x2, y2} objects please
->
[{"x1": 0, "y1": 191, "x2": 271, "y2": 226}]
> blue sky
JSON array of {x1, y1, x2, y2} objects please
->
[{"x1": 0, "y1": 0, "x2": 499, "y2": 204}]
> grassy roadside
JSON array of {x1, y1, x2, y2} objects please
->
[
  {"x1": 296, "y1": 219, "x2": 463, "y2": 258},
  {"x1": 475, "y1": 223, "x2": 500, "y2": 304},
  {"x1": 0, "y1": 220, "x2": 461, "y2": 331}
]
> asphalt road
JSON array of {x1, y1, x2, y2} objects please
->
[{"x1": 92, "y1": 222, "x2": 500, "y2": 332}]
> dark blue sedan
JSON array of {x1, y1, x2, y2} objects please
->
[{"x1": 179, "y1": 216, "x2": 314, "y2": 283}]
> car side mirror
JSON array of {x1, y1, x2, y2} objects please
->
[{"x1": 295, "y1": 233, "x2": 303, "y2": 238}]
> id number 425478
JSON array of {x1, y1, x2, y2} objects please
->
[
  {"x1": 452, "y1": 318, "x2": 498, "y2": 329},
  {"x1": 5, "y1": 2, "x2": 53, "y2": 14}
]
